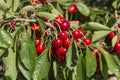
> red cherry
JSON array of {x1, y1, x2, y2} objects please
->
[
  {"x1": 78, "y1": 28, "x2": 84, "y2": 35},
  {"x1": 36, "y1": 45, "x2": 45, "y2": 54},
  {"x1": 43, "y1": 17, "x2": 48, "y2": 22},
  {"x1": 107, "y1": 32, "x2": 115, "y2": 40},
  {"x1": 92, "y1": 51, "x2": 97, "y2": 58},
  {"x1": 63, "y1": 38, "x2": 71, "y2": 48},
  {"x1": 72, "y1": 29, "x2": 83, "y2": 40},
  {"x1": 39, "y1": 0, "x2": 46, "y2": 3},
  {"x1": 35, "y1": 38, "x2": 41, "y2": 47},
  {"x1": 76, "y1": 20, "x2": 81, "y2": 25},
  {"x1": 31, "y1": 24, "x2": 40, "y2": 31},
  {"x1": 50, "y1": 47, "x2": 55, "y2": 55},
  {"x1": 118, "y1": 24, "x2": 120, "y2": 28},
  {"x1": 56, "y1": 47, "x2": 67, "y2": 55},
  {"x1": 54, "y1": 15, "x2": 65, "y2": 24},
  {"x1": 56, "y1": 55, "x2": 66, "y2": 62},
  {"x1": 10, "y1": 21, "x2": 15, "y2": 27},
  {"x1": 68, "y1": 5, "x2": 77, "y2": 14},
  {"x1": 53, "y1": 38, "x2": 63, "y2": 48},
  {"x1": 83, "y1": 38, "x2": 91, "y2": 45},
  {"x1": 58, "y1": 31, "x2": 68, "y2": 41},
  {"x1": 60, "y1": 21, "x2": 70, "y2": 31},
  {"x1": 31, "y1": 0, "x2": 37, "y2": 4},
  {"x1": 114, "y1": 42, "x2": 120, "y2": 52}
]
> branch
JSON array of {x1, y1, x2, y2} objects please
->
[{"x1": 0, "y1": 18, "x2": 54, "y2": 28}]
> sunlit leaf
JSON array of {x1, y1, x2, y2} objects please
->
[
  {"x1": 0, "y1": 29, "x2": 13, "y2": 48},
  {"x1": 2, "y1": 48, "x2": 17, "y2": 80},
  {"x1": 86, "y1": 47, "x2": 97, "y2": 77}
]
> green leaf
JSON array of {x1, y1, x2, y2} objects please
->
[
  {"x1": 2, "y1": 48, "x2": 17, "y2": 80},
  {"x1": 76, "y1": 3, "x2": 90, "y2": 16},
  {"x1": 37, "y1": 12, "x2": 57, "y2": 20},
  {"x1": 86, "y1": 47, "x2": 97, "y2": 77},
  {"x1": 37, "y1": 18, "x2": 46, "y2": 35},
  {"x1": 0, "y1": 29, "x2": 13, "y2": 48},
  {"x1": 91, "y1": 9, "x2": 108, "y2": 15},
  {"x1": 112, "y1": 0, "x2": 118, "y2": 9},
  {"x1": 57, "y1": 0, "x2": 72, "y2": 6},
  {"x1": 85, "y1": 22, "x2": 111, "y2": 31},
  {"x1": 32, "y1": 42, "x2": 52, "y2": 80},
  {"x1": 75, "y1": 54, "x2": 86, "y2": 80},
  {"x1": 99, "y1": 54, "x2": 108, "y2": 80},
  {"x1": 21, "y1": 5, "x2": 35, "y2": 12},
  {"x1": 20, "y1": 33, "x2": 37, "y2": 73},
  {"x1": 112, "y1": 35, "x2": 117, "y2": 47},
  {"x1": 92, "y1": 31, "x2": 111, "y2": 43},
  {"x1": 112, "y1": 55, "x2": 120, "y2": 67},
  {"x1": 18, "y1": 57, "x2": 31, "y2": 80},
  {"x1": 70, "y1": 21, "x2": 79, "y2": 29},
  {"x1": 0, "y1": 0, "x2": 9, "y2": 11},
  {"x1": 101, "y1": 49, "x2": 120, "y2": 78},
  {"x1": 66, "y1": 38, "x2": 78, "y2": 69},
  {"x1": 7, "y1": 0, "x2": 19, "y2": 12}
]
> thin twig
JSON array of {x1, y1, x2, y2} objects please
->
[{"x1": 0, "y1": 18, "x2": 54, "y2": 28}]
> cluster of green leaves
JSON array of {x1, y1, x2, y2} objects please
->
[{"x1": 0, "y1": 0, "x2": 120, "y2": 80}]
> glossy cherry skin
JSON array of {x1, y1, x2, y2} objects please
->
[
  {"x1": 72, "y1": 29, "x2": 83, "y2": 40},
  {"x1": 10, "y1": 21, "x2": 15, "y2": 27},
  {"x1": 54, "y1": 15, "x2": 65, "y2": 24},
  {"x1": 118, "y1": 24, "x2": 120, "y2": 28},
  {"x1": 39, "y1": 0, "x2": 46, "y2": 3},
  {"x1": 58, "y1": 31, "x2": 68, "y2": 41},
  {"x1": 53, "y1": 38, "x2": 63, "y2": 48},
  {"x1": 31, "y1": 24, "x2": 40, "y2": 31},
  {"x1": 107, "y1": 32, "x2": 115, "y2": 40},
  {"x1": 31, "y1": 0, "x2": 37, "y2": 4},
  {"x1": 114, "y1": 42, "x2": 120, "y2": 52},
  {"x1": 63, "y1": 38, "x2": 71, "y2": 48},
  {"x1": 56, "y1": 47, "x2": 67, "y2": 55},
  {"x1": 36, "y1": 45, "x2": 45, "y2": 54},
  {"x1": 76, "y1": 20, "x2": 81, "y2": 25},
  {"x1": 60, "y1": 21, "x2": 70, "y2": 31},
  {"x1": 35, "y1": 38, "x2": 41, "y2": 47},
  {"x1": 83, "y1": 38, "x2": 91, "y2": 45},
  {"x1": 68, "y1": 5, "x2": 77, "y2": 14},
  {"x1": 55, "y1": 55, "x2": 66, "y2": 62}
]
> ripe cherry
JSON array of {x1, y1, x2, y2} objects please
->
[
  {"x1": 68, "y1": 5, "x2": 77, "y2": 14},
  {"x1": 10, "y1": 21, "x2": 15, "y2": 27},
  {"x1": 107, "y1": 32, "x2": 115, "y2": 40},
  {"x1": 35, "y1": 38, "x2": 41, "y2": 47},
  {"x1": 72, "y1": 29, "x2": 83, "y2": 40},
  {"x1": 50, "y1": 47, "x2": 55, "y2": 55},
  {"x1": 39, "y1": 0, "x2": 46, "y2": 3},
  {"x1": 56, "y1": 47, "x2": 67, "y2": 55},
  {"x1": 76, "y1": 20, "x2": 81, "y2": 25},
  {"x1": 92, "y1": 51, "x2": 97, "y2": 58},
  {"x1": 53, "y1": 38, "x2": 63, "y2": 48},
  {"x1": 83, "y1": 38, "x2": 91, "y2": 45},
  {"x1": 56, "y1": 55, "x2": 66, "y2": 62},
  {"x1": 36, "y1": 45, "x2": 45, "y2": 54},
  {"x1": 63, "y1": 38, "x2": 71, "y2": 48},
  {"x1": 54, "y1": 15, "x2": 65, "y2": 24},
  {"x1": 118, "y1": 24, "x2": 120, "y2": 28},
  {"x1": 60, "y1": 20, "x2": 70, "y2": 31},
  {"x1": 31, "y1": 24, "x2": 40, "y2": 31},
  {"x1": 31, "y1": 0, "x2": 37, "y2": 4},
  {"x1": 58, "y1": 31, "x2": 68, "y2": 41},
  {"x1": 114, "y1": 42, "x2": 120, "y2": 52}
]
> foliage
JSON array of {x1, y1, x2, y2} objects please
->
[{"x1": 0, "y1": 0, "x2": 120, "y2": 80}]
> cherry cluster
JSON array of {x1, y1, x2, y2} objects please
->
[{"x1": 107, "y1": 24, "x2": 120, "y2": 54}]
